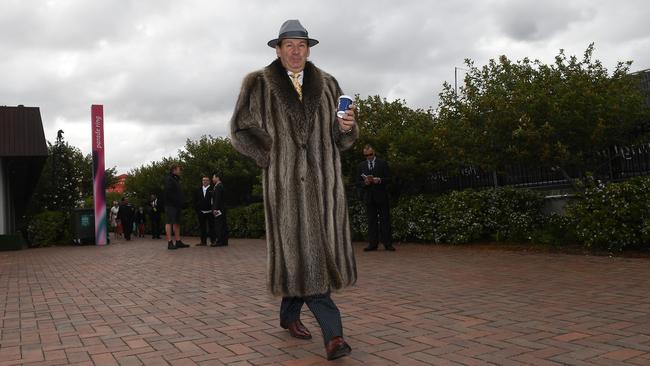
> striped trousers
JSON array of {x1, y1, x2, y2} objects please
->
[{"x1": 280, "y1": 293, "x2": 343, "y2": 344}]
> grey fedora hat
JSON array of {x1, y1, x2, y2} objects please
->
[{"x1": 267, "y1": 19, "x2": 319, "y2": 48}]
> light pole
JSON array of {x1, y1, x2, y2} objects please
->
[{"x1": 454, "y1": 67, "x2": 469, "y2": 95}]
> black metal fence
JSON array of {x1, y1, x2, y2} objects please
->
[{"x1": 427, "y1": 142, "x2": 650, "y2": 192}]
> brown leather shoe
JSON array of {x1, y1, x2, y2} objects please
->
[
  {"x1": 280, "y1": 320, "x2": 312, "y2": 340},
  {"x1": 326, "y1": 336, "x2": 351, "y2": 360}
]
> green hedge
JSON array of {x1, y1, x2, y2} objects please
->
[
  {"x1": 23, "y1": 176, "x2": 650, "y2": 251},
  {"x1": 567, "y1": 176, "x2": 650, "y2": 251},
  {"x1": 391, "y1": 194, "x2": 437, "y2": 242},
  {"x1": 27, "y1": 210, "x2": 71, "y2": 247},
  {"x1": 165, "y1": 204, "x2": 266, "y2": 239},
  {"x1": 351, "y1": 187, "x2": 544, "y2": 244},
  {"x1": 229, "y1": 202, "x2": 266, "y2": 239}
]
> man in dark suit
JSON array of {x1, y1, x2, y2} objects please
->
[
  {"x1": 357, "y1": 144, "x2": 395, "y2": 251},
  {"x1": 211, "y1": 173, "x2": 229, "y2": 247},
  {"x1": 194, "y1": 176, "x2": 216, "y2": 246},
  {"x1": 117, "y1": 197, "x2": 135, "y2": 241},
  {"x1": 149, "y1": 194, "x2": 162, "y2": 239}
]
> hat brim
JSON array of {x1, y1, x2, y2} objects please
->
[{"x1": 268, "y1": 37, "x2": 319, "y2": 48}]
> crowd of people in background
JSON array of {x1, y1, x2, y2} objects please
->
[
  {"x1": 108, "y1": 164, "x2": 229, "y2": 250},
  {"x1": 109, "y1": 198, "x2": 148, "y2": 241}
]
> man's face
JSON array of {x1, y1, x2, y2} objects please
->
[
  {"x1": 202, "y1": 177, "x2": 210, "y2": 187},
  {"x1": 364, "y1": 149, "x2": 375, "y2": 161},
  {"x1": 212, "y1": 175, "x2": 218, "y2": 184},
  {"x1": 276, "y1": 39, "x2": 310, "y2": 73},
  {"x1": 174, "y1": 167, "x2": 182, "y2": 176}
]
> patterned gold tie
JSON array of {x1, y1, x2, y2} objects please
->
[{"x1": 290, "y1": 73, "x2": 302, "y2": 101}]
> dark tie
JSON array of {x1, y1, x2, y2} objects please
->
[{"x1": 369, "y1": 161, "x2": 374, "y2": 170}]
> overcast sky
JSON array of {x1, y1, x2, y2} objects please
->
[{"x1": 2, "y1": 0, "x2": 649, "y2": 173}]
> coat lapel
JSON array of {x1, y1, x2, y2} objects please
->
[{"x1": 301, "y1": 62, "x2": 324, "y2": 131}]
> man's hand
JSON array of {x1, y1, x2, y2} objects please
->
[
  {"x1": 337, "y1": 104, "x2": 356, "y2": 133},
  {"x1": 364, "y1": 175, "x2": 374, "y2": 185}
]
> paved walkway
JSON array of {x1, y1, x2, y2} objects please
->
[{"x1": 1, "y1": 238, "x2": 650, "y2": 365}]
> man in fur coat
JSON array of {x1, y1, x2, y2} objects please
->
[{"x1": 230, "y1": 19, "x2": 358, "y2": 361}]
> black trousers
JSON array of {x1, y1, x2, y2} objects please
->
[
  {"x1": 197, "y1": 212, "x2": 216, "y2": 244},
  {"x1": 366, "y1": 199, "x2": 392, "y2": 247},
  {"x1": 214, "y1": 213, "x2": 229, "y2": 245},
  {"x1": 123, "y1": 220, "x2": 133, "y2": 241},
  {"x1": 151, "y1": 215, "x2": 161, "y2": 238},
  {"x1": 280, "y1": 293, "x2": 343, "y2": 344}
]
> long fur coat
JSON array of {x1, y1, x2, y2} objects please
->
[{"x1": 230, "y1": 58, "x2": 358, "y2": 297}]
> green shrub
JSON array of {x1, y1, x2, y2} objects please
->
[
  {"x1": 349, "y1": 188, "x2": 544, "y2": 244},
  {"x1": 348, "y1": 199, "x2": 368, "y2": 241},
  {"x1": 567, "y1": 176, "x2": 650, "y2": 251},
  {"x1": 229, "y1": 202, "x2": 265, "y2": 238},
  {"x1": 434, "y1": 190, "x2": 484, "y2": 244},
  {"x1": 27, "y1": 210, "x2": 70, "y2": 247},
  {"x1": 181, "y1": 209, "x2": 199, "y2": 236},
  {"x1": 391, "y1": 195, "x2": 437, "y2": 242},
  {"x1": 479, "y1": 187, "x2": 544, "y2": 242},
  {"x1": 530, "y1": 213, "x2": 577, "y2": 246}
]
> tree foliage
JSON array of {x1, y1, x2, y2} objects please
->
[
  {"x1": 435, "y1": 44, "x2": 650, "y2": 174},
  {"x1": 29, "y1": 134, "x2": 117, "y2": 214},
  {"x1": 125, "y1": 136, "x2": 261, "y2": 209},
  {"x1": 346, "y1": 95, "x2": 437, "y2": 197}
]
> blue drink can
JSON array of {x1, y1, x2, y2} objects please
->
[{"x1": 336, "y1": 95, "x2": 353, "y2": 118}]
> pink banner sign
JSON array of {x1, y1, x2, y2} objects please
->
[{"x1": 92, "y1": 105, "x2": 107, "y2": 245}]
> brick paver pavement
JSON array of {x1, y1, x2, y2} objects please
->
[{"x1": 1, "y1": 238, "x2": 650, "y2": 365}]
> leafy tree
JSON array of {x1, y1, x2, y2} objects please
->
[
  {"x1": 28, "y1": 133, "x2": 118, "y2": 213},
  {"x1": 125, "y1": 135, "x2": 260, "y2": 211},
  {"x1": 435, "y1": 44, "x2": 650, "y2": 178},
  {"x1": 124, "y1": 158, "x2": 174, "y2": 207},
  {"x1": 178, "y1": 136, "x2": 260, "y2": 207},
  {"x1": 78, "y1": 154, "x2": 118, "y2": 200},
  {"x1": 345, "y1": 96, "x2": 437, "y2": 197}
]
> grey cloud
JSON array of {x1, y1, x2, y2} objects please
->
[
  {"x1": 492, "y1": 0, "x2": 594, "y2": 42},
  {"x1": 2, "y1": 0, "x2": 649, "y2": 173}
]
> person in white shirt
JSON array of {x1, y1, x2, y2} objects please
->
[
  {"x1": 110, "y1": 201, "x2": 121, "y2": 239},
  {"x1": 194, "y1": 176, "x2": 215, "y2": 246}
]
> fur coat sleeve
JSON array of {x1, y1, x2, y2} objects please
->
[{"x1": 230, "y1": 72, "x2": 274, "y2": 168}]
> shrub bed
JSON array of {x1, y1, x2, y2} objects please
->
[
  {"x1": 566, "y1": 176, "x2": 650, "y2": 251},
  {"x1": 350, "y1": 187, "x2": 544, "y2": 244},
  {"x1": 27, "y1": 210, "x2": 71, "y2": 247},
  {"x1": 229, "y1": 202, "x2": 266, "y2": 239}
]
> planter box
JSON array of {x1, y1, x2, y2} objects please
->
[{"x1": 0, "y1": 234, "x2": 26, "y2": 251}]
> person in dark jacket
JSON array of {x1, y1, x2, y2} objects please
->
[
  {"x1": 194, "y1": 176, "x2": 216, "y2": 246},
  {"x1": 357, "y1": 144, "x2": 395, "y2": 251},
  {"x1": 117, "y1": 197, "x2": 135, "y2": 241},
  {"x1": 211, "y1": 172, "x2": 229, "y2": 247},
  {"x1": 164, "y1": 164, "x2": 189, "y2": 250},
  {"x1": 149, "y1": 194, "x2": 162, "y2": 239}
]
